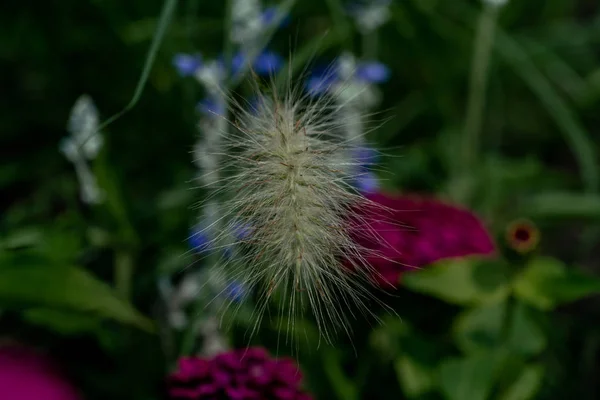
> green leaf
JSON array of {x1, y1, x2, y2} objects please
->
[
  {"x1": 521, "y1": 192, "x2": 600, "y2": 220},
  {"x1": 438, "y1": 352, "x2": 502, "y2": 400},
  {"x1": 0, "y1": 256, "x2": 153, "y2": 331},
  {"x1": 322, "y1": 348, "x2": 359, "y2": 400},
  {"x1": 499, "y1": 364, "x2": 544, "y2": 400},
  {"x1": 23, "y1": 308, "x2": 102, "y2": 335},
  {"x1": 454, "y1": 299, "x2": 505, "y2": 354},
  {"x1": 403, "y1": 259, "x2": 510, "y2": 305},
  {"x1": 513, "y1": 257, "x2": 600, "y2": 310},
  {"x1": 395, "y1": 356, "x2": 436, "y2": 398},
  {"x1": 0, "y1": 227, "x2": 43, "y2": 250},
  {"x1": 454, "y1": 299, "x2": 546, "y2": 357},
  {"x1": 505, "y1": 303, "x2": 546, "y2": 357}
]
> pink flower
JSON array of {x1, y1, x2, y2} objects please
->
[
  {"x1": 0, "y1": 345, "x2": 81, "y2": 400},
  {"x1": 355, "y1": 192, "x2": 496, "y2": 287},
  {"x1": 168, "y1": 347, "x2": 312, "y2": 400}
]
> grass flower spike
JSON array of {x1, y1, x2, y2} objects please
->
[{"x1": 202, "y1": 77, "x2": 389, "y2": 342}]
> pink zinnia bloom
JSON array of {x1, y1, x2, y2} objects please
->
[
  {"x1": 168, "y1": 347, "x2": 312, "y2": 400},
  {"x1": 355, "y1": 192, "x2": 496, "y2": 287},
  {"x1": 0, "y1": 345, "x2": 81, "y2": 400}
]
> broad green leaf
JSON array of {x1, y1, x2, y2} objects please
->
[
  {"x1": 438, "y1": 352, "x2": 502, "y2": 400},
  {"x1": 395, "y1": 356, "x2": 436, "y2": 398},
  {"x1": 23, "y1": 308, "x2": 102, "y2": 335},
  {"x1": 499, "y1": 364, "x2": 544, "y2": 400},
  {"x1": 454, "y1": 299, "x2": 546, "y2": 357},
  {"x1": 0, "y1": 256, "x2": 152, "y2": 331},
  {"x1": 505, "y1": 303, "x2": 546, "y2": 357},
  {"x1": 454, "y1": 299, "x2": 505, "y2": 354},
  {"x1": 513, "y1": 257, "x2": 600, "y2": 310},
  {"x1": 403, "y1": 259, "x2": 510, "y2": 305}
]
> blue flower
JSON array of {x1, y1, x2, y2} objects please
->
[
  {"x1": 356, "y1": 171, "x2": 379, "y2": 193},
  {"x1": 189, "y1": 228, "x2": 211, "y2": 253},
  {"x1": 261, "y1": 6, "x2": 291, "y2": 28},
  {"x1": 306, "y1": 58, "x2": 390, "y2": 97},
  {"x1": 196, "y1": 97, "x2": 226, "y2": 117},
  {"x1": 306, "y1": 67, "x2": 337, "y2": 96},
  {"x1": 355, "y1": 61, "x2": 391, "y2": 83},
  {"x1": 253, "y1": 50, "x2": 284, "y2": 75},
  {"x1": 225, "y1": 281, "x2": 247, "y2": 302},
  {"x1": 355, "y1": 146, "x2": 379, "y2": 168},
  {"x1": 233, "y1": 222, "x2": 253, "y2": 241},
  {"x1": 173, "y1": 53, "x2": 202, "y2": 77},
  {"x1": 230, "y1": 50, "x2": 284, "y2": 77}
]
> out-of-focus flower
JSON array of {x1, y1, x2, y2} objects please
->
[
  {"x1": 353, "y1": 146, "x2": 380, "y2": 193},
  {"x1": 353, "y1": 192, "x2": 496, "y2": 287},
  {"x1": 168, "y1": 347, "x2": 312, "y2": 400},
  {"x1": 196, "y1": 98, "x2": 227, "y2": 118},
  {"x1": 230, "y1": 1, "x2": 290, "y2": 46},
  {"x1": 189, "y1": 227, "x2": 212, "y2": 254},
  {"x1": 356, "y1": 170, "x2": 379, "y2": 193},
  {"x1": 173, "y1": 54, "x2": 203, "y2": 77},
  {"x1": 347, "y1": 0, "x2": 392, "y2": 33},
  {"x1": 306, "y1": 53, "x2": 390, "y2": 113},
  {"x1": 506, "y1": 219, "x2": 539, "y2": 254},
  {"x1": 173, "y1": 51, "x2": 283, "y2": 88},
  {"x1": 60, "y1": 95, "x2": 105, "y2": 204},
  {"x1": 231, "y1": 50, "x2": 284, "y2": 77},
  {"x1": 0, "y1": 345, "x2": 81, "y2": 400},
  {"x1": 261, "y1": 6, "x2": 291, "y2": 28},
  {"x1": 306, "y1": 56, "x2": 390, "y2": 97}
]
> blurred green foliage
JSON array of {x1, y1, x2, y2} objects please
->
[{"x1": 2, "y1": 0, "x2": 600, "y2": 399}]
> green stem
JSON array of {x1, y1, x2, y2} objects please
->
[
  {"x1": 179, "y1": 300, "x2": 204, "y2": 355},
  {"x1": 501, "y1": 293, "x2": 514, "y2": 345},
  {"x1": 222, "y1": 0, "x2": 234, "y2": 81},
  {"x1": 459, "y1": 4, "x2": 500, "y2": 192},
  {"x1": 115, "y1": 250, "x2": 134, "y2": 300},
  {"x1": 361, "y1": 29, "x2": 378, "y2": 60}
]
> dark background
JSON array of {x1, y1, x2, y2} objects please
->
[{"x1": 2, "y1": 0, "x2": 600, "y2": 399}]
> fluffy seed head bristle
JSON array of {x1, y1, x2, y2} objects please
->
[{"x1": 196, "y1": 73, "x2": 392, "y2": 344}]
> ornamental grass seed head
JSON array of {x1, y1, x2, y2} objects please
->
[{"x1": 193, "y1": 69, "x2": 395, "y2": 344}]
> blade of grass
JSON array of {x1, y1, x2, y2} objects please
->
[
  {"x1": 494, "y1": 30, "x2": 599, "y2": 192},
  {"x1": 79, "y1": 0, "x2": 179, "y2": 150},
  {"x1": 416, "y1": 1, "x2": 599, "y2": 193},
  {"x1": 461, "y1": 3, "x2": 501, "y2": 181}
]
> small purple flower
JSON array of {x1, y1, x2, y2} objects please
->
[
  {"x1": 189, "y1": 228, "x2": 211, "y2": 253},
  {"x1": 253, "y1": 50, "x2": 284, "y2": 75},
  {"x1": 306, "y1": 58, "x2": 390, "y2": 97},
  {"x1": 356, "y1": 171, "x2": 379, "y2": 193},
  {"x1": 168, "y1": 347, "x2": 312, "y2": 400},
  {"x1": 305, "y1": 68, "x2": 337, "y2": 97},
  {"x1": 230, "y1": 50, "x2": 284, "y2": 77},
  {"x1": 355, "y1": 146, "x2": 379, "y2": 168},
  {"x1": 355, "y1": 61, "x2": 391, "y2": 83},
  {"x1": 353, "y1": 146, "x2": 380, "y2": 193},
  {"x1": 196, "y1": 97, "x2": 226, "y2": 117},
  {"x1": 261, "y1": 6, "x2": 291, "y2": 28},
  {"x1": 226, "y1": 281, "x2": 247, "y2": 302},
  {"x1": 173, "y1": 53, "x2": 202, "y2": 77}
]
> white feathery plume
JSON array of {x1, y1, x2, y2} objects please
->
[
  {"x1": 194, "y1": 73, "x2": 394, "y2": 343},
  {"x1": 60, "y1": 95, "x2": 105, "y2": 205}
]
